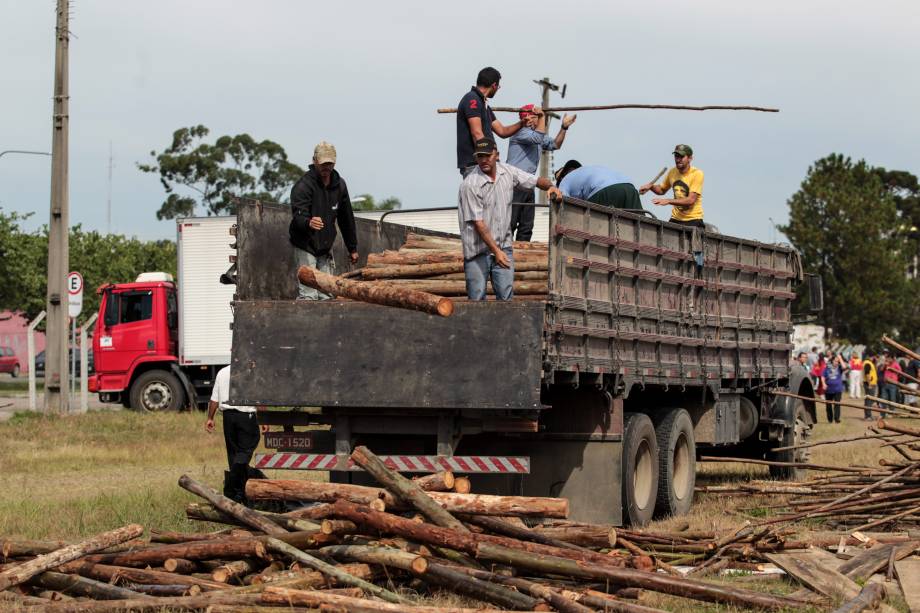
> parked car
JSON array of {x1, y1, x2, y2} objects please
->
[
  {"x1": 34, "y1": 348, "x2": 94, "y2": 378},
  {"x1": 0, "y1": 346, "x2": 21, "y2": 377}
]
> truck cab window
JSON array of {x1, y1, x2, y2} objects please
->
[{"x1": 120, "y1": 292, "x2": 153, "y2": 324}]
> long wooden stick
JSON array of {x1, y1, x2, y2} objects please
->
[
  {"x1": 0, "y1": 523, "x2": 143, "y2": 591},
  {"x1": 178, "y1": 474, "x2": 287, "y2": 536},
  {"x1": 772, "y1": 431, "x2": 903, "y2": 453},
  {"x1": 699, "y1": 456, "x2": 870, "y2": 473},
  {"x1": 867, "y1": 394, "x2": 920, "y2": 415},
  {"x1": 772, "y1": 390, "x2": 907, "y2": 416},
  {"x1": 883, "y1": 335, "x2": 920, "y2": 361},
  {"x1": 437, "y1": 103, "x2": 780, "y2": 114},
  {"x1": 648, "y1": 167, "x2": 667, "y2": 186}
]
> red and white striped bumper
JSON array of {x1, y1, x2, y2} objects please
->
[{"x1": 253, "y1": 453, "x2": 530, "y2": 474}]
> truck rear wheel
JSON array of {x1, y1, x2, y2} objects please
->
[
  {"x1": 654, "y1": 408, "x2": 696, "y2": 518},
  {"x1": 769, "y1": 399, "x2": 812, "y2": 480},
  {"x1": 621, "y1": 413, "x2": 658, "y2": 527},
  {"x1": 130, "y1": 370, "x2": 185, "y2": 412}
]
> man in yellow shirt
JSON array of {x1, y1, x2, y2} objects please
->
[
  {"x1": 862, "y1": 356, "x2": 878, "y2": 421},
  {"x1": 639, "y1": 144, "x2": 705, "y2": 227}
]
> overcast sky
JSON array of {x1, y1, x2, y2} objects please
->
[{"x1": 1, "y1": 0, "x2": 918, "y2": 243}]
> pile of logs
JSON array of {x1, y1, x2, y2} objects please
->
[{"x1": 3, "y1": 445, "x2": 918, "y2": 612}]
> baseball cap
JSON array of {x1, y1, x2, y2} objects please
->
[
  {"x1": 473, "y1": 137, "x2": 497, "y2": 157},
  {"x1": 519, "y1": 104, "x2": 536, "y2": 119},
  {"x1": 673, "y1": 144, "x2": 693, "y2": 157},
  {"x1": 314, "y1": 141, "x2": 337, "y2": 164},
  {"x1": 554, "y1": 159, "x2": 582, "y2": 183}
]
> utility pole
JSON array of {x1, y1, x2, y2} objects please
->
[
  {"x1": 45, "y1": 0, "x2": 71, "y2": 413},
  {"x1": 107, "y1": 141, "x2": 113, "y2": 234},
  {"x1": 533, "y1": 77, "x2": 565, "y2": 204}
]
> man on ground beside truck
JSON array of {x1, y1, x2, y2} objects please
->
[
  {"x1": 506, "y1": 105, "x2": 577, "y2": 241},
  {"x1": 205, "y1": 365, "x2": 267, "y2": 505},
  {"x1": 639, "y1": 144, "x2": 705, "y2": 227},
  {"x1": 289, "y1": 141, "x2": 359, "y2": 300},
  {"x1": 456, "y1": 67, "x2": 526, "y2": 178},
  {"x1": 459, "y1": 137, "x2": 561, "y2": 300},
  {"x1": 555, "y1": 160, "x2": 643, "y2": 210}
]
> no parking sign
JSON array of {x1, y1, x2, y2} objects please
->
[{"x1": 67, "y1": 271, "x2": 83, "y2": 318}]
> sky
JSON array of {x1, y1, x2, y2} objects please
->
[{"x1": 1, "y1": 0, "x2": 918, "y2": 243}]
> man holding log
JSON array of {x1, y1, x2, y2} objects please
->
[
  {"x1": 555, "y1": 160, "x2": 643, "y2": 210},
  {"x1": 639, "y1": 144, "x2": 706, "y2": 227},
  {"x1": 204, "y1": 365, "x2": 267, "y2": 504},
  {"x1": 456, "y1": 67, "x2": 526, "y2": 178},
  {"x1": 506, "y1": 104, "x2": 576, "y2": 241},
  {"x1": 289, "y1": 141, "x2": 359, "y2": 300},
  {"x1": 458, "y1": 137, "x2": 561, "y2": 300}
]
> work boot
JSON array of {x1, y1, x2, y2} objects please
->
[
  {"x1": 222, "y1": 470, "x2": 233, "y2": 499},
  {"x1": 229, "y1": 464, "x2": 250, "y2": 506}
]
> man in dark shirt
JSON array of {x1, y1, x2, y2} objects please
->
[
  {"x1": 456, "y1": 67, "x2": 526, "y2": 177},
  {"x1": 289, "y1": 141, "x2": 358, "y2": 300}
]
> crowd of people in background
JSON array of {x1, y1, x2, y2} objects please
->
[{"x1": 795, "y1": 347, "x2": 920, "y2": 423}]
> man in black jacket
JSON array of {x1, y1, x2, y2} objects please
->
[{"x1": 289, "y1": 141, "x2": 359, "y2": 299}]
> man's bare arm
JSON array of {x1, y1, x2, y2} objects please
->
[
  {"x1": 639, "y1": 183, "x2": 667, "y2": 195},
  {"x1": 553, "y1": 114, "x2": 576, "y2": 149},
  {"x1": 652, "y1": 192, "x2": 699, "y2": 208},
  {"x1": 491, "y1": 118, "x2": 524, "y2": 138},
  {"x1": 472, "y1": 220, "x2": 510, "y2": 268},
  {"x1": 467, "y1": 116, "x2": 485, "y2": 141}
]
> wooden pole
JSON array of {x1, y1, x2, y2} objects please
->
[
  {"x1": 298, "y1": 266, "x2": 453, "y2": 317},
  {"x1": 772, "y1": 390, "x2": 907, "y2": 416},
  {"x1": 0, "y1": 523, "x2": 143, "y2": 591},
  {"x1": 882, "y1": 335, "x2": 920, "y2": 361},
  {"x1": 57, "y1": 560, "x2": 229, "y2": 591},
  {"x1": 437, "y1": 103, "x2": 780, "y2": 114},
  {"x1": 28, "y1": 571, "x2": 151, "y2": 600},
  {"x1": 350, "y1": 446, "x2": 468, "y2": 532},
  {"x1": 178, "y1": 474, "x2": 287, "y2": 536}
]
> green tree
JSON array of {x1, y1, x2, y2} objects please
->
[
  {"x1": 0, "y1": 209, "x2": 177, "y2": 323},
  {"x1": 139, "y1": 125, "x2": 304, "y2": 219},
  {"x1": 780, "y1": 154, "x2": 918, "y2": 343},
  {"x1": 350, "y1": 193, "x2": 402, "y2": 212}
]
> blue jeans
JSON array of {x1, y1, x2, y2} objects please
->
[
  {"x1": 294, "y1": 248, "x2": 334, "y2": 300},
  {"x1": 881, "y1": 382, "x2": 899, "y2": 404},
  {"x1": 464, "y1": 248, "x2": 514, "y2": 301}
]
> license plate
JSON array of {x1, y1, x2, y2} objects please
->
[{"x1": 263, "y1": 432, "x2": 314, "y2": 451}]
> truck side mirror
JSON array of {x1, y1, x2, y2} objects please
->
[{"x1": 804, "y1": 273, "x2": 823, "y2": 313}]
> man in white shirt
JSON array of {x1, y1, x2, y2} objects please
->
[{"x1": 205, "y1": 365, "x2": 265, "y2": 504}]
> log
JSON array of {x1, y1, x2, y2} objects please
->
[
  {"x1": 186, "y1": 501, "x2": 321, "y2": 533},
  {"x1": 436, "y1": 103, "x2": 780, "y2": 114},
  {"x1": 261, "y1": 586, "x2": 543, "y2": 612},
  {"x1": 411, "y1": 470, "x2": 455, "y2": 491},
  {"x1": 699, "y1": 455, "x2": 870, "y2": 473},
  {"x1": 264, "y1": 537, "x2": 408, "y2": 605},
  {"x1": 459, "y1": 514, "x2": 589, "y2": 551},
  {"x1": 35, "y1": 593, "x2": 265, "y2": 612},
  {"x1": 212, "y1": 559, "x2": 260, "y2": 584},
  {"x1": 422, "y1": 561, "x2": 548, "y2": 611},
  {"x1": 246, "y1": 479, "x2": 569, "y2": 517},
  {"x1": 179, "y1": 474, "x2": 288, "y2": 536},
  {"x1": 82, "y1": 537, "x2": 268, "y2": 567},
  {"x1": 284, "y1": 503, "x2": 338, "y2": 520},
  {"x1": 0, "y1": 523, "x2": 143, "y2": 591},
  {"x1": 298, "y1": 266, "x2": 453, "y2": 317},
  {"x1": 163, "y1": 558, "x2": 197, "y2": 574},
  {"x1": 350, "y1": 445, "x2": 468, "y2": 532},
  {"x1": 448, "y1": 565, "x2": 594, "y2": 613},
  {"x1": 531, "y1": 523, "x2": 618, "y2": 548},
  {"x1": 474, "y1": 542, "x2": 813, "y2": 610},
  {"x1": 319, "y1": 544, "x2": 429, "y2": 574},
  {"x1": 119, "y1": 582, "x2": 200, "y2": 597},
  {"x1": 883, "y1": 335, "x2": 920, "y2": 361},
  {"x1": 375, "y1": 279, "x2": 548, "y2": 296},
  {"x1": 877, "y1": 419, "x2": 920, "y2": 438},
  {"x1": 830, "y1": 583, "x2": 886, "y2": 613},
  {"x1": 366, "y1": 250, "x2": 547, "y2": 267},
  {"x1": 234, "y1": 562, "x2": 376, "y2": 593},
  {"x1": 28, "y1": 570, "x2": 152, "y2": 600},
  {"x1": 56, "y1": 560, "x2": 230, "y2": 591},
  {"x1": 150, "y1": 529, "x2": 236, "y2": 544},
  {"x1": 359, "y1": 260, "x2": 548, "y2": 280},
  {"x1": 1, "y1": 538, "x2": 68, "y2": 558},
  {"x1": 453, "y1": 476, "x2": 472, "y2": 494},
  {"x1": 321, "y1": 519, "x2": 359, "y2": 535}
]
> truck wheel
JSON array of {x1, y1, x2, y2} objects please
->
[
  {"x1": 11, "y1": 364, "x2": 19, "y2": 378},
  {"x1": 769, "y1": 399, "x2": 812, "y2": 480},
  {"x1": 654, "y1": 408, "x2": 696, "y2": 518},
  {"x1": 130, "y1": 370, "x2": 185, "y2": 412},
  {"x1": 621, "y1": 413, "x2": 659, "y2": 527}
]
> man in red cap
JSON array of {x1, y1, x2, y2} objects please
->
[{"x1": 505, "y1": 105, "x2": 576, "y2": 240}]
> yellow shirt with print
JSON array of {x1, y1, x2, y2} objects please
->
[
  {"x1": 863, "y1": 359, "x2": 877, "y2": 386},
  {"x1": 660, "y1": 166, "x2": 704, "y2": 221}
]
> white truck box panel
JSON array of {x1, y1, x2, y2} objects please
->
[{"x1": 177, "y1": 217, "x2": 236, "y2": 365}]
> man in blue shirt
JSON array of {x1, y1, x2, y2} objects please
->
[
  {"x1": 506, "y1": 105, "x2": 576, "y2": 240},
  {"x1": 555, "y1": 160, "x2": 642, "y2": 210}
]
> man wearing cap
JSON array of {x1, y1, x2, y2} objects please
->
[
  {"x1": 506, "y1": 105, "x2": 577, "y2": 241},
  {"x1": 289, "y1": 141, "x2": 359, "y2": 300},
  {"x1": 554, "y1": 160, "x2": 643, "y2": 210},
  {"x1": 456, "y1": 67, "x2": 527, "y2": 178},
  {"x1": 459, "y1": 137, "x2": 562, "y2": 300},
  {"x1": 640, "y1": 145, "x2": 705, "y2": 227}
]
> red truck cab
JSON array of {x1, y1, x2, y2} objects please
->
[{"x1": 89, "y1": 272, "x2": 189, "y2": 411}]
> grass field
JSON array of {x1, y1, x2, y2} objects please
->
[{"x1": 0, "y1": 399, "x2": 912, "y2": 611}]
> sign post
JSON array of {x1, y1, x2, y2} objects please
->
[{"x1": 67, "y1": 272, "x2": 83, "y2": 403}]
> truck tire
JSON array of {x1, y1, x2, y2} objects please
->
[
  {"x1": 11, "y1": 364, "x2": 20, "y2": 378},
  {"x1": 130, "y1": 370, "x2": 185, "y2": 412},
  {"x1": 654, "y1": 408, "x2": 696, "y2": 518},
  {"x1": 621, "y1": 413, "x2": 659, "y2": 527},
  {"x1": 769, "y1": 399, "x2": 812, "y2": 480}
]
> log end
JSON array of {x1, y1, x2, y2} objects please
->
[
  {"x1": 453, "y1": 476, "x2": 471, "y2": 494},
  {"x1": 436, "y1": 298, "x2": 454, "y2": 317},
  {"x1": 442, "y1": 471, "x2": 455, "y2": 490},
  {"x1": 321, "y1": 520, "x2": 335, "y2": 535},
  {"x1": 608, "y1": 528, "x2": 617, "y2": 548},
  {"x1": 212, "y1": 568, "x2": 231, "y2": 583},
  {"x1": 369, "y1": 499, "x2": 386, "y2": 512},
  {"x1": 411, "y1": 556, "x2": 429, "y2": 574}
]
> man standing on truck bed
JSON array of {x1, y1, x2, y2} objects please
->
[
  {"x1": 205, "y1": 365, "x2": 266, "y2": 505},
  {"x1": 289, "y1": 141, "x2": 359, "y2": 300},
  {"x1": 506, "y1": 104, "x2": 576, "y2": 241},
  {"x1": 457, "y1": 67, "x2": 526, "y2": 178},
  {"x1": 459, "y1": 137, "x2": 561, "y2": 300},
  {"x1": 639, "y1": 144, "x2": 705, "y2": 227}
]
